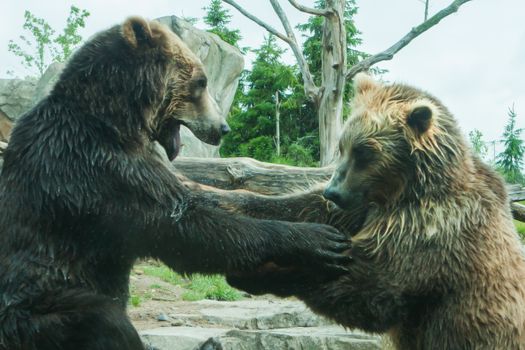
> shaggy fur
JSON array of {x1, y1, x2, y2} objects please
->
[
  {"x1": 201, "y1": 74, "x2": 525, "y2": 349},
  {"x1": 0, "y1": 17, "x2": 350, "y2": 350}
]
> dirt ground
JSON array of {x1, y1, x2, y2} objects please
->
[{"x1": 127, "y1": 261, "x2": 270, "y2": 331}]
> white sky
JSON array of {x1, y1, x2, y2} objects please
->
[{"x1": 1, "y1": 0, "x2": 524, "y2": 154}]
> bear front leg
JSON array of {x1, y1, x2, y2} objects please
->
[
  {"x1": 149, "y1": 201, "x2": 351, "y2": 277},
  {"x1": 188, "y1": 182, "x2": 330, "y2": 222},
  {"x1": 228, "y1": 257, "x2": 406, "y2": 333},
  {"x1": 185, "y1": 180, "x2": 367, "y2": 237}
]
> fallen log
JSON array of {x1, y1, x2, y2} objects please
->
[
  {"x1": 511, "y1": 203, "x2": 525, "y2": 222},
  {"x1": 173, "y1": 156, "x2": 332, "y2": 195}
]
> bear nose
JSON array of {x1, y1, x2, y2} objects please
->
[
  {"x1": 220, "y1": 123, "x2": 231, "y2": 136},
  {"x1": 323, "y1": 187, "x2": 342, "y2": 205}
]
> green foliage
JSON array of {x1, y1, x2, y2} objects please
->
[
  {"x1": 468, "y1": 129, "x2": 488, "y2": 159},
  {"x1": 8, "y1": 6, "x2": 90, "y2": 76},
  {"x1": 128, "y1": 284, "x2": 153, "y2": 307},
  {"x1": 142, "y1": 264, "x2": 183, "y2": 285},
  {"x1": 129, "y1": 294, "x2": 142, "y2": 307},
  {"x1": 282, "y1": 143, "x2": 316, "y2": 166},
  {"x1": 140, "y1": 262, "x2": 240, "y2": 302},
  {"x1": 203, "y1": 0, "x2": 241, "y2": 47},
  {"x1": 514, "y1": 220, "x2": 525, "y2": 241},
  {"x1": 182, "y1": 274, "x2": 242, "y2": 301},
  {"x1": 8, "y1": 11, "x2": 55, "y2": 76},
  {"x1": 221, "y1": 35, "x2": 319, "y2": 165},
  {"x1": 54, "y1": 6, "x2": 90, "y2": 62},
  {"x1": 239, "y1": 136, "x2": 275, "y2": 161},
  {"x1": 496, "y1": 106, "x2": 525, "y2": 184},
  {"x1": 220, "y1": 1, "x2": 375, "y2": 165}
]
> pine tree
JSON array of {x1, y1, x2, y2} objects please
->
[
  {"x1": 203, "y1": 0, "x2": 241, "y2": 47},
  {"x1": 221, "y1": 35, "x2": 316, "y2": 165},
  {"x1": 496, "y1": 106, "x2": 525, "y2": 184}
]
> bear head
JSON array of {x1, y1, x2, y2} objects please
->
[
  {"x1": 121, "y1": 17, "x2": 230, "y2": 159},
  {"x1": 55, "y1": 17, "x2": 229, "y2": 161},
  {"x1": 324, "y1": 73, "x2": 470, "y2": 212}
]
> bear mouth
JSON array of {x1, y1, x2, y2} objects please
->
[{"x1": 156, "y1": 119, "x2": 182, "y2": 161}]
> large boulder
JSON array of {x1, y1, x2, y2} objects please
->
[
  {"x1": 0, "y1": 110, "x2": 12, "y2": 142},
  {"x1": 0, "y1": 16, "x2": 244, "y2": 158},
  {"x1": 32, "y1": 62, "x2": 65, "y2": 105},
  {"x1": 0, "y1": 78, "x2": 37, "y2": 121}
]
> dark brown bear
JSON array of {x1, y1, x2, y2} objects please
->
[
  {"x1": 201, "y1": 74, "x2": 525, "y2": 349},
  {"x1": 0, "y1": 17, "x2": 350, "y2": 350}
]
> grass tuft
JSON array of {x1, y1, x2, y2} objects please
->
[
  {"x1": 183, "y1": 274, "x2": 242, "y2": 302},
  {"x1": 142, "y1": 264, "x2": 183, "y2": 285}
]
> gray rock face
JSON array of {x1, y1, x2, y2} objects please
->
[
  {"x1": 0, "y1": 16, "x2": 243, "y2": 158},
  {"x1": 0, "y1": 111, "x2": 12, "y2": 142},
  {"x1": 142, "y1": 327, "x2": 230, "y2": 350},
  {"x1": 140, "y1": 300, "x2": 382, "y2": 350},
  {"x1": 0, "y1": 78, "x2": 37, "y2": 120},
  {"x1": 32, "y1": 62, "x2": 65, "y2": 105},
  {"x1": 142, "y1": 326, "x2": 381, "y2": 350},
  {"x1": 176, "y1": 299, "x2": 330, "y2": 330}
]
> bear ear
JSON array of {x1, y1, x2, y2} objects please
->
[
  {"x1": 122, "y1": 17, "x2": 153, "y2": 48},
  {"x1": 407, "y1": 104, "x2": 433, "y2": 134},
  {"x1": 353, "y1": 72, "x2": 378, "y2": 95}
]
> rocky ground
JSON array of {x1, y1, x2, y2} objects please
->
[{"x1": 130, "y1": 261, "x2": 382, "y2": 350}]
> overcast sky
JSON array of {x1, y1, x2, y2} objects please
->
[{"x1": 1, "y1": 0, "x2": 524, "y2": 154}]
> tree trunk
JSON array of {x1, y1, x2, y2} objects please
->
[
  {"x1": 318, "y1": 0, "x2": 346, "y2": 166},
  {"x1": 275, "y1": 91, "x2": 281, "y2": 157}
]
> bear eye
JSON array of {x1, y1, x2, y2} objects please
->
[
  {"x1": 352, "y1": 146, "x2": 374, "y2": 167},
  {"x1": 194, "y1": 77, "x2": 207, "y2": 89}
]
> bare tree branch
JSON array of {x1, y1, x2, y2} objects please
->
[
  {"x1": 287, "y1": 0, "x2": 331, "y2": 16},
  {"x1": 223, "y1": 0, "x2": 320, "y2": 102},
  {"x1": 269, "y1": 0, "x2": 319, "y2": 101},
  {"x1": 221, "y1": 0, "x2": 291, "y2": 44},
  {"x1": 346, "y1": 0, "x2": 472, "y2": 80}
]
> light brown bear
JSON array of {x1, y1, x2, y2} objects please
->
[{"x1": 199, "y1": 74, "x2": 525, "y2": 349}]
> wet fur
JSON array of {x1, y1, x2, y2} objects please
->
[
  {"x1": 199, "y1": 75, "x2": 525, "y2": 349},
  {"x1": 0, "y1": 17, "x2": 348, "y2": 350}
]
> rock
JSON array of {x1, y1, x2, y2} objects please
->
[
  {"x1": 141, "y1": 326, "x2": 232, "y2": 350},
  {"x1": 0, "y1": 110, "x2": 13, "y2": 142},
  {"x1": 32, "y1": 62, "x2": 65, "y2": 105},
  {"x1": 193, "y1": 299, "x2": 330, "y2": 330},
  {"x1": 141, "y1": 300, "x2": 382, "y2": 350},
  {"x1": 0, "y1": 78, "x2": 37, "y2": 120},
  {"x1": 141, "y1": 326, "x2": 381, "y2": 350},
  {"x1": 222, "y1": 327, "x2": 381, "y2": 350},
  {"x1": 170, "y1": 319, "x2": 184, "y2": 327},
  {"x1": 157, "y1": 313, "x2": 170, "y2": 322},
  {"x1": 156, "y1": 16, "x2": 244, "y2": 158}
]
